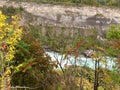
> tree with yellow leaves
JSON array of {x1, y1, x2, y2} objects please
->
[{"x1": 0, "y1": 11, "x2": 22, "y2": 90}]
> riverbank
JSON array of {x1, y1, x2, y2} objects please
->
[{"x1": 46, "y1": 51, "x2": 115, "y2": 70}]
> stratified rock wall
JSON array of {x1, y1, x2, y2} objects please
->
[
  {"x1": 0, "y1": 0, "x2": 120, "y2": 34},
  {"x1": 0, "y1": 0, "x2": 120, "y2": 27}
]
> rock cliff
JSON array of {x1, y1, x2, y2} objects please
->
[{"x1": 0, "y1": 0, "x2": 120, "y2": 31}]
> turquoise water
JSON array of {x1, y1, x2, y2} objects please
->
[{"x1": 46, "y1": 51, "x2": 116, "y2": 70}]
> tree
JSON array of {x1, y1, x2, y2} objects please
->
[
  {"x1": 0, "y1": 11, "x2": 22, "y2": 90},
  {"x1": 11, "y1": 27, "x2": 53, "y2": 89}
]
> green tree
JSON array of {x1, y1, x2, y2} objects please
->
[{"x1": 12, "y1": 27, "x2": 52, "y2": 89}]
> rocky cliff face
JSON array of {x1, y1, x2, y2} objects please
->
[{"x1": 0, "y1": 0, "x2": 120, "y2": 34}]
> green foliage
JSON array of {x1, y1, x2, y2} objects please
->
[
  {"x1": 12, "y1": 27, "x2": 53, "y2": 88},
  {"x1": 26, "y1": 23, "x2": 120, "y2": 89},
  {"x1": 106, "y1": 25, "x2": 120, "y2": 57},
  {"x1": 109, "y1": 70, "x2": 120, "y2": 84},
  {"x1": 0, "y1": 6, "x2": 24, "y2": 17},
  {"x1": 0, "y1": 11, "x2": 23, "y2": 90},
  {"x1": 106, "y1": 25, "x2": 120, "y2": 40},
  {"x1": 1, "y1": 1, "x2": 120, "y2": 89},
  {"x1": 13, "y1": 0, "x2": 120, "y2": 7}
]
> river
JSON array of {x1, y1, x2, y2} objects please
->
[{"x1": 46, "y1": 51, "x2": 116, "y2": 70}]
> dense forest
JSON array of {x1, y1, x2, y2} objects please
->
[{"x1": 0, "y1": 0, "x2": 120, "y2": 90}]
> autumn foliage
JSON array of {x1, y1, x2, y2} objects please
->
[
  {"x1": 0, "y1": 11, "x2": 22, "y2": 90},
  {"x1": 12, "y1": 27, "x2": 52, "y2": 88}
]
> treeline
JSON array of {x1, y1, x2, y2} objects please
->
[{"x1": 14, "y1": 0, "x2": 120, "y2": 7}]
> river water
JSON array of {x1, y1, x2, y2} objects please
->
[{"x1": 46, "y1": 51, "x2": 116, "y2": 70}]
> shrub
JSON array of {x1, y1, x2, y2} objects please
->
[
  {"x1": 12, "y1": 27, "x2": 53, "y2": 88},
  {"x1": 106, "y1": 25, "x2": 120, "y2": 40}
]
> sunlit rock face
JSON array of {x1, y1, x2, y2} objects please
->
[
  {"x1": 0, "y1": 0, "x2": 120, "y2": 26},
  {"x1": 21, "y1": 5, "x2": 119, "y2": 30},
  {"x1": 0, "y1": 0, "x2": 120, "y2": 36},
  {"x1": 21, "y1": 11, "x2": 118, "y2": 31}
]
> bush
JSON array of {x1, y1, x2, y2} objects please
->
[
  {"x1": 106, "y1": 25, "x2": 120, "y2": 40},
  {"x1": 0, "y1": 6, "x2": 24, "y2": 17},
  {"x1": 12, "y1": 27, "x2": 53, "y2": 88}
]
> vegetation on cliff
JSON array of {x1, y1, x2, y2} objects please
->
[{"x1": 14, "y1": 0, "x2": 120, "y2": 7}]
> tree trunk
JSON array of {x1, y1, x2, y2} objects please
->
[
  {"x1": 94, "y1": 59, "x2": 98, "y2": 90},
  {"x1": 1, "y1": 52, "x2": 11, "y2": 90}
]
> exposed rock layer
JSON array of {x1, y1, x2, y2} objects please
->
[{"x1": 0, "y1": 0, "x2": 120, "y2": 29}]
